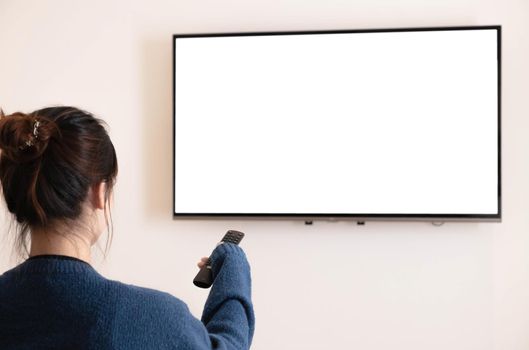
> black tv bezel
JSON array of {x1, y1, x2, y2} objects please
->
[{"x1": 172, "y1": 25, "x2": 502, "y2": 222}]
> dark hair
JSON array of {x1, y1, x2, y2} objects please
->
[{"x1": 0, "y1": 106, "x2": 118, "y2": 256}]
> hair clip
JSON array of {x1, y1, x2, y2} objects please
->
[{"x1": 33, "y1": 120, "x2": 40, "y2": 138}]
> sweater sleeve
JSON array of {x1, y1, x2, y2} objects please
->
[{"x1": 200, "y1": 243, "x2": 255, "y2": 349}]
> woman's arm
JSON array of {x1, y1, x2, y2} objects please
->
[
  {"x1": 108, "y1": 243, "x2": 254, "y2": 350},
  {"x1": 200, "y1": 243, "x2": 255, "y2": 348}
]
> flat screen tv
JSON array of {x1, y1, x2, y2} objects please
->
[{"x1": 172, "y1": 26, "x2": 501, "y2": 221}]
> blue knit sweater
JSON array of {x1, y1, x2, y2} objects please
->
[{"x1": 0, "y1": 243, "x2": 255, "y2": 349}]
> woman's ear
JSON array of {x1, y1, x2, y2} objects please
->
[{"x1": 91, "y1": 181, "x2": 107, "y2": 210}]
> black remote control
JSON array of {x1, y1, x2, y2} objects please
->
[{"x1": 193, "y1": 230, "x2": 245, "y2": 289}]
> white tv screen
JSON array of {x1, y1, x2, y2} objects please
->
[{"x1": 173, "y1": 26, "x2": 501, "y2": 220}]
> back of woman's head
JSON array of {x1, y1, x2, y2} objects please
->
[{"x1": 0, "y1": 106, "x2": 118, "y2": 255}]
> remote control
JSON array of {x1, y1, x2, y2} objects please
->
[{"x1": 193, "y1": 230, "x2": 245, "y2": 289}]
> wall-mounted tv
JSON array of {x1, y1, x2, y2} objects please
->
[{"x1": 173, "y1": 26, "x2": 501, "y2": 221}]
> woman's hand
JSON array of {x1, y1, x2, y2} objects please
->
[{"x1": 197, "y1": 257, "x2": 209, "y2": 269}]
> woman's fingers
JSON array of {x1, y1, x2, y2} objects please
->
[{"x1": 197, "y1": 256, "x2": 209, "y2": 269}]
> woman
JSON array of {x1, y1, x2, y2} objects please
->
[{"x1": 0, "y1": 106, "x2": 255, "y2": 349}]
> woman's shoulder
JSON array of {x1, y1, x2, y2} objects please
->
[
  {"x1": 99, "y1": 279, "x2": 203, "y2": 347},
  {"x1": 104, "y1": 278, "x2": 188, "y2": 313}
]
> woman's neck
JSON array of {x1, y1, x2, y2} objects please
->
[{"x1": 29, "y1": 231, "x2": 92, "y2": 264}]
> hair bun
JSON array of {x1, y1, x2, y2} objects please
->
[{"x1": 0, "y1": 110, "x2": 60, "y2": 163}]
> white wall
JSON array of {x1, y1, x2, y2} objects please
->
[{"x1": 0, "y1": 0, "x2": 528, "y2": 349}]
